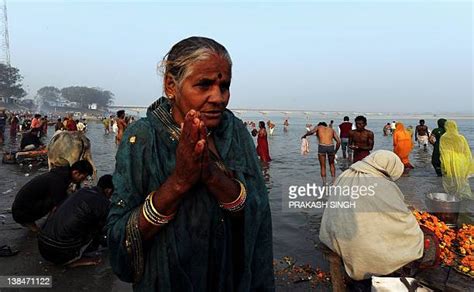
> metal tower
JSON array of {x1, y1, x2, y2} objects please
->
[{"x1": 0, "y1": 0, "x2": 10, "y2": 66}]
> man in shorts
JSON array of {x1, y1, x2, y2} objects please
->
[{"x1": 302, "y1": 122, "x2": 341, "y2": 184}]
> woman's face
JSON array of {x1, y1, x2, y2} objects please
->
[{"x1": 167, "y1": 54, "x2": 231, "y2": 129}]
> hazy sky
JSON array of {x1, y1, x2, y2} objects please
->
[{"x1": 6, "y1": 0, "x2": 473, "y2": 113}]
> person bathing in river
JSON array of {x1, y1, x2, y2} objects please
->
[
  {"x1": 302, "y1": 122, "x2": 341, "y2": 185},
  {"x1": 393, "y1": 122, "x2": 414, "y2": 171},
  {"x1": 429, "y1": 118, "x2": 447, "y2": 176},
  {"x1": 338, "y1": 116, "x2": 352, "y2": 159},
  {"x1": 256, "y1": 121, "x2": 272, "y2": 162},
  {"x1": 115, "y1": 110, "x2": 127, "y2": 145},
  {"x1": 415, "y1": 119, "x2": 430, "y2": 150},
  {"x1": 348, "y1": 116, "x2": 374, "y2": 163},
  {"x1": 383, "y1": 123, "x2": 391, "y2": 136}
]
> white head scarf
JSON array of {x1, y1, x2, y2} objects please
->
[{"x1": 319, "y1": 150, "x2": 423, "y2": 280}]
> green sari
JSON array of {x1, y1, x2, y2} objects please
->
[
  {"x1": 431, "y1": 118, "x2": 446, "y2": 176},
  {"x1": 107, "y1": 97, "x2": 274, "y2": 291}
]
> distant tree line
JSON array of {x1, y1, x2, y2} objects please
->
[
  {"x1": 0, "y1": 63, "x2": 114, "y2": 109},
  {"x1": 36, "y1": 86, "x2": 114, "y2": 109}
]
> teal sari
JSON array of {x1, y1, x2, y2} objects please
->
[{"x1": 107, "y1": 97, "x2": 274, "y2": 291}]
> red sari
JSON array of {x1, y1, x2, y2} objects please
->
[{"x1": 256, "y1": 129, "x2": 271, "y2": 162}]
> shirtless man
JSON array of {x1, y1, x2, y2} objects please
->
[
  {"x1": 415, "y1": 119, "x2": 430, "y2": 150},
  {"x1": 302, "y1": 122, "x2": 341, "y2": 184},
  {"x1": 348, "y1": 116, "x2": 374, "y2": 163},
  {"x1": 115, "y1": 110, "x2": 128, "y2": 145}
]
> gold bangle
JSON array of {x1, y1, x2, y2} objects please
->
[
  {"x1": 147, "y1": 191, "x2": 175, "y2": 220},
  {"x1": 141, "y1": 204, "x2": 162, "y2": 226}
]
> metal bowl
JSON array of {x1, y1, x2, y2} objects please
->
[{"x1": 425, "y1": 193, "x2": 461, "y2": 228}]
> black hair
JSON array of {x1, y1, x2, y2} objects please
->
[
  {"x1": 97, "y1": 174, "x2": 114, "y2": 192},
  {"x1": 57, "y1": 118, "x2": 61, "y2": 122},
  {"x1": 318, "y1": 122, "x2": 327, "y2": 127},
  {"x1": 343, "y1": 116, "x2": 349, "y2": 121},
  {"x1": 259, "y1": 121, "x2": 266, "y2": 128},
  {"x1": 117, "y1": 110, "x2": 125, "y2": 118},
  {"x1": 34, "y1": 114, "x2": 41, "y2": 118},
  {"x1": 355, "y1": 115, "x2": 367, "y2": 124},
  {"x1": 71, "y1": 160, "x2": 94, "y2": 176},
  {"x1": 420, "y1": 119, "x2": 425, "y2": 124}
]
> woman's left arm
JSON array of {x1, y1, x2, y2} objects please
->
[{"x1": 203, "y1": 161, "x2": 243, "y2": 213}]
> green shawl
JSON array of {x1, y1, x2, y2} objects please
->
[{"x1": 107, "y1": 97, "x2": 274, "y2": 291}]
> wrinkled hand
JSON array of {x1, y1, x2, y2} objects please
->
[{"x1": 173, "y1": 110, "x2": 207, "y2": 192}]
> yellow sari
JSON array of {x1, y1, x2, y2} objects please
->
[{"x1": 440, "y1": 120, "x2": 474, "y2": 199}]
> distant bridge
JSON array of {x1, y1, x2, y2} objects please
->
[
  {"x1": 108, "y1": 105, "x2": 471, "y2": 119},
  {"x1": 109, "y1": 105, "x2": 395, "y2": 117}
]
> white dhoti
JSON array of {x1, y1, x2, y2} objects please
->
[{"x1": 418, "y1": 135, "x2": 428, "y2": 146}]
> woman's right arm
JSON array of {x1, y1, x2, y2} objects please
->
[{"x1": 107, "y1": 111, "x2": 206, "y2": 283}]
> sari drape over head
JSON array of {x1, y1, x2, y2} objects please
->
[
  {"x1": 319, "y1": 150, "x2": 424, "y2": 280},
  {"x1": 393, "y1": 122, "x2": 413, "y2": 166},
  {"x1": 440, "y1": 120, "x2": 474, "y2": 199},
  {"x1": 431, "y1": 118, "x2": 447, "y2": 175},
  {"x1": 107, "y1": 97, "x2": 274, "y2": 291}
]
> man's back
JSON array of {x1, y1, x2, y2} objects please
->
[
  {"x1": 20, "y1": 132, "x2": 41, "y2": 150},
  {"x1": 317, "y1": 126, "x2": 336, "y2": 145},
  {"x1": 41, "y1": 187, "x2": 110, "y2": 244},
  {"x1": 339, "y1": 122, "x2": 352, "y2": 138},
  {"x1": 12, "y1": 167, "x2": 71, "y2": 224}
]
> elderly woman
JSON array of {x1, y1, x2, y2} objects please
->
[
  {"x1": 107, "y1": 37, "x2": 274, "y2": 291},
  {"x1": 319, "y1": 150, "x2": 427, "y2": 281},
  {"x1": 440, "y1": 120, "x2": 474, "y2": 199}
]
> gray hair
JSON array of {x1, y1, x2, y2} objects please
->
[{"x1": 159, "y1": 36, "x2": 232, "y2": 94}]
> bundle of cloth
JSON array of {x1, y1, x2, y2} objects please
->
[
  {"x1": 301, "y1": 138, "x2": 309, "y2": 155},
  {"x1": 319, "y1": 150, "x2": 424, "y2": 280}
]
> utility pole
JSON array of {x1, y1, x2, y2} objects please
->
[{"x1": 0, "y1": 0, "x2": 10, "y2": 66}]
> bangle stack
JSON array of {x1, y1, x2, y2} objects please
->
[
  {"x1": 219, "y1": 179, "x2": 247, "y2": 212},
  {"x1": 142, "y1": 191, "x2": 175, "y2": 226}
]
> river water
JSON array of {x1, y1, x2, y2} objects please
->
[{"x1": 0, "y1": 113, "x2": 473, "y2": 289}]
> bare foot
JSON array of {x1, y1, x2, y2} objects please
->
[{"x1": 67, "y1": 257, "x2": 102, "y2": 268}]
